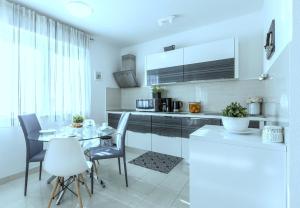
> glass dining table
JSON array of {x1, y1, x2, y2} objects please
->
[{"x1": 28, "y1": 124, "x2": 116, "y2": 205}]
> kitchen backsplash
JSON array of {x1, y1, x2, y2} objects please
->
[{"x1": 120, "y1": 80, "x2": 265, "y2": 113}]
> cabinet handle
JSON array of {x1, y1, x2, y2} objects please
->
[{"x1": 190, "y1": 118, "x2": 202, "y2": 120}]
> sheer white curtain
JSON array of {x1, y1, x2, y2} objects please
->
[{"x1": 0, "y1": 0, "x2": 91, "y2": 126}]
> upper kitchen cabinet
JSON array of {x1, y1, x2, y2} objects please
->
[
  {"x1": 146, "y1": 48, "x2": 184, "y2": 85},
  {"x1": 183, "y1": 38, "x2": 238, "y2": 81},
  {"x1": 145, "y1": 38, "x2": 238, "y2": 85}
]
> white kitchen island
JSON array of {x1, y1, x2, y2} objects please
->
[{"x1": 190, "y1": 125, "x2": 287, "y2": 208}]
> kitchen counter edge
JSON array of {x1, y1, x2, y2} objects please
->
[{"x1": 106, "y1": 109, "x2": 276, "y2": 122}]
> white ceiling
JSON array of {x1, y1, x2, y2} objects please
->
[{"x1": 13, "y1": 0, "x2": 263, "y2": 46}]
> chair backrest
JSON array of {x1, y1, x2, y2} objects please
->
[
  {"x1": 18, "y1": 114, "x2": 43, "y2": 161},
  {"x1": 115, "y1": 112, "x2": 130, "y2": 154},
  {"x1": 44, "y1": 137, "x2": 89, "y2": 177}
]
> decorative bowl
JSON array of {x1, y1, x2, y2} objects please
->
[{"x1": 222, "y1": 117, "x2": 250, "y2": 133}]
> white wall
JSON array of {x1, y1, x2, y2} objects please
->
[
  {"x1": 90, "y1": 36, "x2": 120, "y2": 124},
  {"x1": 287, "y1": 0, "x2": 300, "y2": 207},
  {"x1": 262, "y1": 46, "x2": 290, "y2": 124},
  {"x1": 263, "y1": 0, "x2": 293, "y2": 72},
  {"x1": 0, "y1": 36, "x2": 120, "y2": 180}
]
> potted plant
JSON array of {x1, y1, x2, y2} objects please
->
[
  {"x1": 72, "y1": 115, "x2": 84, "y2": 128},
  {"x1": 151, "y1": 85, "x2": 164, "y2": 99},
  {"x1": 222, "y1": 102, "x2": 249, "y2": 133}
]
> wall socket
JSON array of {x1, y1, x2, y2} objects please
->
[{"x1": 95, "y1": 71, "x2": 102, "y2": 80}]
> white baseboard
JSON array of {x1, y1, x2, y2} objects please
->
[{"x1": 0, "y1": 167, "x2": 39, "y2": 185}]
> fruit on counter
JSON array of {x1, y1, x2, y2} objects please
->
[{"x1": 189, "y1": 102, "x2": 201, "y2": 113}]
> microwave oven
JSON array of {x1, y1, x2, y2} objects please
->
[{"x1": 136, "y1": 99, "x2": 162, "y2": 112}]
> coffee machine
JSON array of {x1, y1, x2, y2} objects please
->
[
  {"x1": 161, "y1": 98, "x2": 173, "y2": 112},
  {"x1": 173, "y1": 101, "x2": 183, "y2": 112}
]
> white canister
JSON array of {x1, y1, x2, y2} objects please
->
[
  {"x1": 247, "y1": 103, "x2": 261, "y2": 115},
  {"x1": 262, "y1": 126, "x2": 284, "y2": 143}
]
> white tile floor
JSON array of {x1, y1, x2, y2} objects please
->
[{"x1": 0, "y1": 148, "x2": 189, "y2": 208}]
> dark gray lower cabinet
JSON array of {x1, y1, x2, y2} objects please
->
[
  {"x1": 249, "y1": 121, "x2": 260, "y2": 128},
  {"x1": 184, "y1": 58, "x2": 235, "y2": 82},
  {"x1": 108, "y1": 113, "x2": 121, "y2": 129},
  {"x1": 151, "y1": 116, "x2": 182, "y2": 137},
  {"x1": 151, "y1": 116, "x2": 182, "y2": 157},
  {"x1": 127, "y1": 115, "x2": 151, "y2": 134},
  {"x1": 182, "y1": 118, "x2": 222, "y2": 138},
  {"x1": 147, "y1": 65, "x2": 184, "y2": 85}
]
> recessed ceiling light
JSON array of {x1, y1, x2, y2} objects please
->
[{"x1": 66, "y1": 1, "x2": 93, "y2": 18}]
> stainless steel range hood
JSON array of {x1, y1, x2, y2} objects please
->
[{"x1": 113, "y1": 54, "x2": 139, "y2": 88}]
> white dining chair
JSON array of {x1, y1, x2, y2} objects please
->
[{"x1": 44, "y1": 137, "x2": 92, "y2": 208}]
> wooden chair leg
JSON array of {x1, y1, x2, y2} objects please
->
[
  {"x1": 24, "y1": 162, "x2": 29, "y2": 196},
  {"x1": 80, "y1": 174, "x2": 91, "y2": 197},
  {"x1": 76, "y1": 176, "x2": 83, "y2": 208},
  {"x1": 123, "y1": 156, "x2": 128, "y2": 187},
  {"x1": 48, "y1": 177, "x2": 60, "y2": 208},
  {"x1": 118, "y1": 157, "x2": 121, "y2": 175},
  {"x1": 39, "y1": 161, "x2": 42, "y2": 181}
]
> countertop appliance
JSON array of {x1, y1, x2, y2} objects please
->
[
  {"x1": 173, "y1": 101, "x2": 183, "y2": 112},
  {"x1": 113, "y1": 54, "x2": 139, "y2": 88},
  {"x1": 136, "y1": 99, "x2": 162, "y2": 112},
  {"x1": 162, "y1": 98, "x2": 173, "y2": 112}
]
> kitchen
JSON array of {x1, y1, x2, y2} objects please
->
[
  {"x1": 102, "y1": 0, "x2": 291, "y2": 207},
  {"x1": 0, "y1": 0, "x2": 299, "y2": 208}
]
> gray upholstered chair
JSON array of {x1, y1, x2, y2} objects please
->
[
  {"x1": 89, "y1": 112, "x2": 130, "y2": 193},
  {"x1": 18, "y1": 114, "x2": 46, "y2": 196}
]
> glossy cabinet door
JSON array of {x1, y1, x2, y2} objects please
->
[
  {"x1": 152, "y1": 134, "x2": 181, "y2": 157},
  {"x1": 127, "y1": 131, "x2": 152, "y2": 151},
  {"x1": 183, "y1": 38, "x2": 237, "y2": 81},
  {"x1": 184, "y1": 38, "x2": 235, "y2": 65},
  {"x1": 181, "y1": 118, "x2": 222, "y2": 160},
  {"x1": 146, "y1": 48, "x2": 184, "y2": 85},
  {"x1": 146, "y1": 48, "x2": 184, "y2": 70},
  {"x1": 146, "y1": 65, "x2": 183, "y2": 85},
  {"x1": 151, "y1": 116, "x2": 182, "y2": 157},
  {"x1": 181, "y1": 118, "x2": 222, "y2": 138},
  {"x1": 190, "y1": 137, "x2": 286, "y2": 208},
  {"x1": 184, "y1": 58, "x2": 235, "y2": 81},
  {"x1": 127, "y1": 115, "x2": 151, "y2": 133},
  {"x1": 126, "y1": 115, "x2": 152, "y2": 151}
]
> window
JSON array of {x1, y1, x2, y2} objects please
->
[{"x1": 0, "y1": 2, "x2": 91, "y2": 127}]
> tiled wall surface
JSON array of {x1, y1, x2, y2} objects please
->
[
  {"x1": 120, "y1": 80, "x2": 265, "y2": 113},
  {"x1": 106, "y1": 87, "x2": 121, "y2": 110}
]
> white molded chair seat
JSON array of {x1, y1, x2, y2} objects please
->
[
  {"x1": 44, "y1": 137, "x2": 92, "y2": 208},
  {"x1": 44, "y1": 137, "x2": 90, "y2": 177}
]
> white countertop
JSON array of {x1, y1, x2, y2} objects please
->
[
  {"x1": 190, "y1": 125, "x2": 286, "y2": 151},
  {"x1": 106, "y1": 110, "x2": 271, "y2": 121}
]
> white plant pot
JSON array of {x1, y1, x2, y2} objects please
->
[{"x1": 222, "y1": 117, "x2": 250, "y2": 133}]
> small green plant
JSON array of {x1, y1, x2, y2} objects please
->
[
  {"x1": 73, "y1": 115, "x2": 84, "y2": 123},
  {"x1": 222, "y1": 102, "x2": 248, "y2": 117},
  {"x1": 151, "y1": 85, "x2": 163, "y2": 93}
]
